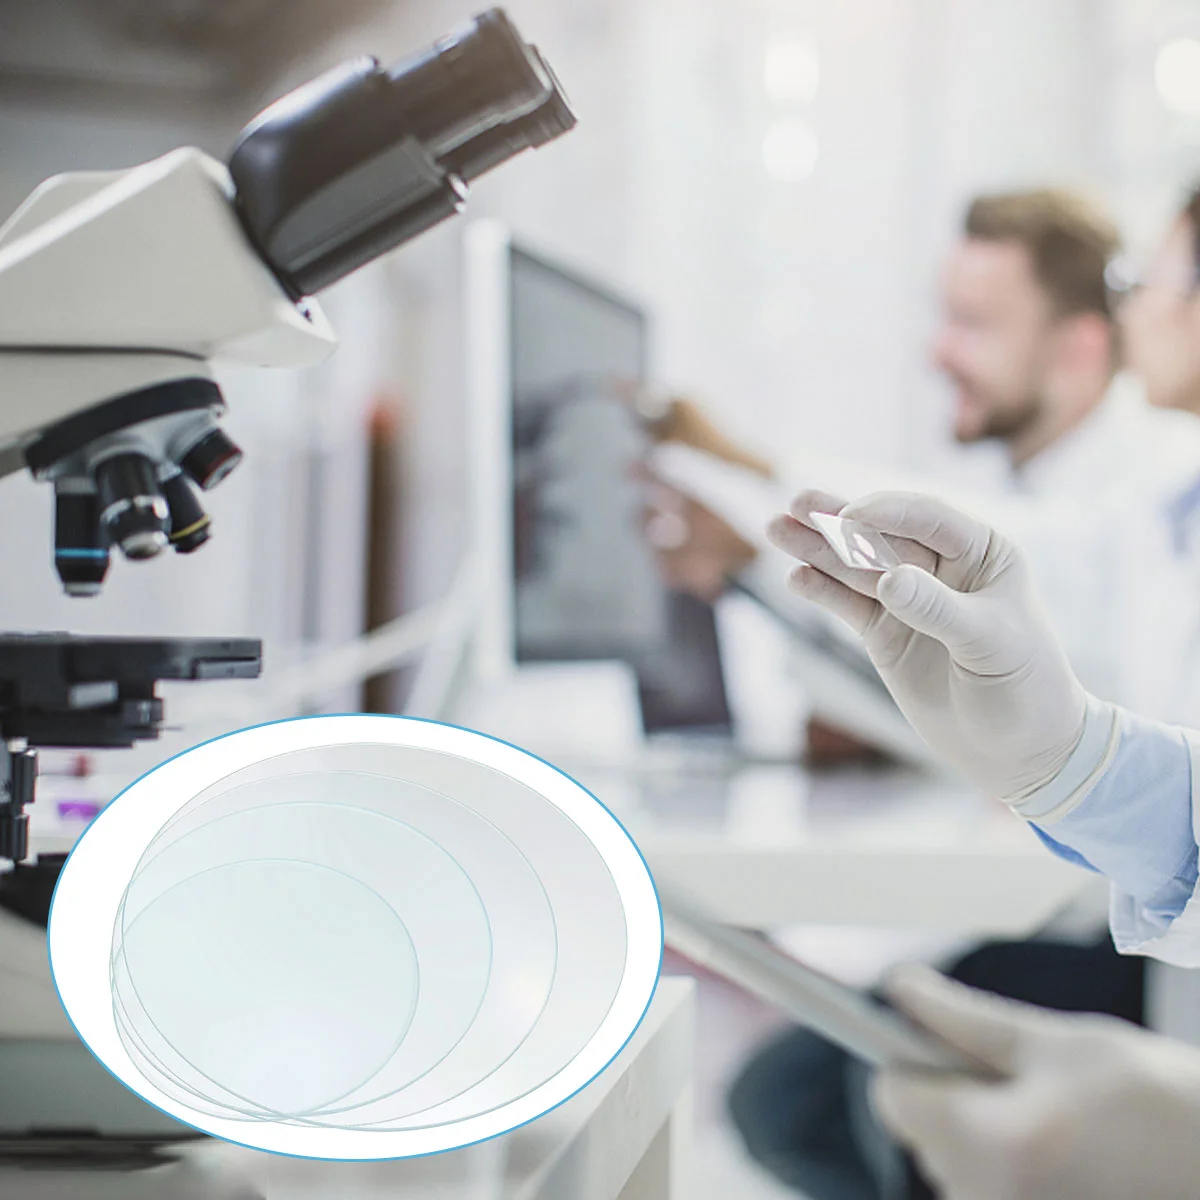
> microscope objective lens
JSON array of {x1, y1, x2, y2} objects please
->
[
  {"x1": 94, "y1": 454, "x2": 171, "y2": 561},
  {"x1": 162, "y1": 472, "x2": 212, "y2": 554},
  {"x1": 54, "y1": 491, "x2": 110, "y2": 596},
  {"x1": 181, "y1": 429, "x2": 243, "y2": 491}
]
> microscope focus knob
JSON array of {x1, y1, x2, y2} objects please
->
[{"x1": 94, "y1": 454, "x2": 170, "y2": 561}]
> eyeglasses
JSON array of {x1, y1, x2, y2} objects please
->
[
  {"x1": 1105, "y1": 253, "x2": 1200, "y2": 309},
  {"x1": 1104, "y1": 255, "x2": 1144, "y2": 306}
]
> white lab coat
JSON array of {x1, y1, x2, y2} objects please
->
[
  {"x1": 1003, "y1": 389, "x2": 1200, "y2": 971},
  {"x1": 991, "y1": 383, "x2": 1200, "y2": 723}
]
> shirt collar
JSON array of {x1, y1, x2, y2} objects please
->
[{"x1": 1011, "y1": 376, "x2": 1137, "y2": 496}]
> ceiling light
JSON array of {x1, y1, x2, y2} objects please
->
[{"x1": 1156, "y1": 37, "x2": 1200, "y2": 116}]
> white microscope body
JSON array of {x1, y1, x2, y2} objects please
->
[
  {"x1": 0, "y1": 147, "x2": 338, "y2": 473},
  {"x1": 0, "y1": 149, "x2": 340, "y2": 585},
  {"x1": 0, "y1": 6, "x2": 574, "y2": 595}
]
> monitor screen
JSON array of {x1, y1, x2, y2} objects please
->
[{"x1": 508, "y1": 247, "x2": 733, "y2": 737}]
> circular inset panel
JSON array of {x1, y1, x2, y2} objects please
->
[{"x1": 49, "y1": 716, "x2": 662, "y2": 1159}]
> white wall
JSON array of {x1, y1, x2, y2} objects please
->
[
  {"x1": 347, "y1": 0, "x2": 1142, "y2": 608},
  {"x1": 1106, "y1": 0, "x2": 1200, "y2": 249}
]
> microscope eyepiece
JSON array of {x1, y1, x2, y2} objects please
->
[
  {"x1": 227, "y1": 7, "x2": 576, "y2": 298},
  {"x1": 440, "y1": 46, "x2": 576, "y2": 182},
  {"x1": 94, "y1": 454, "x2": 170, "y2": 561}
]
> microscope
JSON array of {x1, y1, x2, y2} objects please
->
[{"x1": 0, "y1": 8, "x2": 575, "y2": 922}]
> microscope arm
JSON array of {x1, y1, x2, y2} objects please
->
[{"x1": 0, "y1": 149, "x2": 338, "y2": 474}]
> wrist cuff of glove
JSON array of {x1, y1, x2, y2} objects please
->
[{"x1": 1004, "y1": 696, "x2": 1121, "y2": 825}]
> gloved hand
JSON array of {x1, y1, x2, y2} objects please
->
[
  {"x1": 767, "y1": 489, "x2": 1112, "y2": 808},
  {"x1": 873, "y1": 964, "x2": 1200, "y2": 1200}
]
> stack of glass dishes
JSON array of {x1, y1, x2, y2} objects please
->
[{"x1": 49, "y1": 717, "x2": 663, "y2": 1159}]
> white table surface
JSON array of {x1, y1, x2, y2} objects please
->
[
  {"x1": 28, "y1": 757, "x2": 1097, "y2": 940},
  {"x1": 566, "y1": 759, "x2": 1098, "y2": 938},
  {"x1": 0, "y1": 980, "x2": 695, "y2": 1200},
  {"x1": 182, "y1": 977, "x2": 695, "y2": 1200}
]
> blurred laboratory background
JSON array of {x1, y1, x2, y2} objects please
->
[
  {"x1": 5, "y1": 1, "x2": 1200, "y2": 1198},
  {"x1": 6, "y1": 0, "x2": 1199, "y2": 682}
]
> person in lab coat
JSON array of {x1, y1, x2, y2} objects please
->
[
  {"x1": 645, "y1": 189, "x2": 1200, "y2": 722},
  {"x1": 764, "y1": 184, "x2": 1200, "y2": 1200},
  {"x1": 690, "y1": 190, "x2": 1200, "y2": 1200}
]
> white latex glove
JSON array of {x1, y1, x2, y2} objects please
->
[
  {"x1": 873, "y1": 964, "x2": 1200, "y2": 1200},
  {"x1": 767, "y1": 489, "x2": 1115, "y2": 810}
]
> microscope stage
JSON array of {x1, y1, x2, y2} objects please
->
[{"x1": 0, "y1": 634, "x2": 262, "y2": 748}]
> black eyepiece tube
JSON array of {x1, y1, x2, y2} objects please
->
[
  {"x1": 441, "y1": 49, "x2": 576, "y2": 182},
  {"x1": 227, "y1": 8, "x2": 576, "y2": 299}
]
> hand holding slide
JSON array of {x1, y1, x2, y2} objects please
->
[{"x1": 768, "y1": 489, "x2": 1103, "y2": 806}]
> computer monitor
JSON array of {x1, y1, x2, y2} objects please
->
[{"x1": 465, "y1": 221, "x2": 733, "y2": 738}]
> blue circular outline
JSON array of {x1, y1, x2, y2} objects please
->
[{"x1": 46, "y1": 712, "x2": 665, "y2": 1162}]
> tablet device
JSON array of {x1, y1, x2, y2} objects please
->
[{"x1": 659, "y1": 884, "x2": 999, "y2": 1078}]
